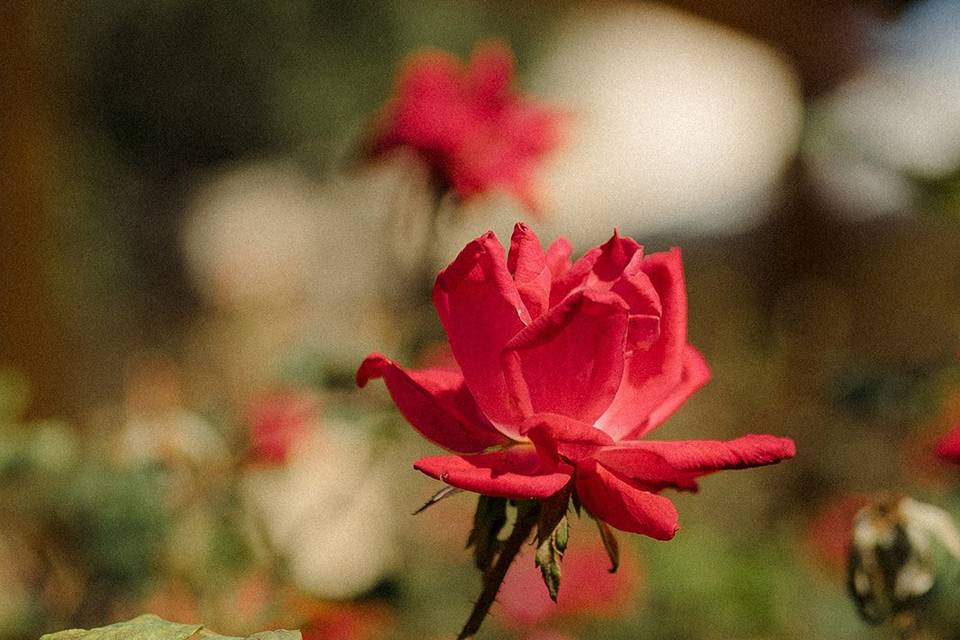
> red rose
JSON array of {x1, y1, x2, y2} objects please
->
[
  {"x1": 370, "y1": 42, "x2": 563, "y2": 213},
  {"x1": 246, "y1": 390, "x2": 320, "y2": 465},
  {"x1": 358, "y1": 223, "x2": 795, "y2": 539},
  {"x1": 936, "y1": 423, "x2": 960, "y2": 463}
]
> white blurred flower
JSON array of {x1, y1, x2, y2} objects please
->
[
  {"x1": 849, "y1": 494, "x2": 960, "y2": 625},
  {"x1": 182, "y1": 162, "x2": 322, "y2": 308},
  {"x1": 531, "y1": 3, "x2": 801, "y2": 241},
  {"x1": 241, "y1": 416, "x2": 399, "y2": 600},
  {"x1": 807, "y1": 0, "x2": 960, "y2": 217},
  {"x1": 182, "y1": 161, "x2": 401, "y2": 382}
]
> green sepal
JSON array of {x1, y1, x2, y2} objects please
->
[
  {"x1": 595, "y1": 517, "x2": 620, "y2": 573},
  {"x1": 537, "y1": 481, "x2": 572, "y2": 547},
  {"x1": 571, "y1": 489, "x2": 583, "y2": 518},
  {"x1": 467, "y1": 495, "x2": 508, "y2": 574},
  {"x1": 535, "y1": 515, "x2": 568, "y2": 602}
]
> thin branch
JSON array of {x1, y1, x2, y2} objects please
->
[{"x1": 457, "y1": 502, "x2": 540, "y2": 640}]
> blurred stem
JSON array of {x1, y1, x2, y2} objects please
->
[
  {"x1": 457, "y1": 501, "x2": 539, "y2": 640},
  {"x1": 401, "y1": 178, "x2": 448, "y2": 357}
]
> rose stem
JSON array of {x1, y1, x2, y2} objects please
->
[{"x1": 457, "y1": 502, "x2": 540, "y2": 640}]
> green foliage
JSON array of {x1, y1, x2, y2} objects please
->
[
  {"x1": 595, "y1": 517, "x2": 620, "y2": 573},
  {"x1": 53, "y1": 467, "x2": 169, "y2": 596},
  {"x1": 466, "y1": 495, "x2": 507, "y2": 574},
  {"x1": 40, "y1": 614, "x2": 300, "y2": 640}
]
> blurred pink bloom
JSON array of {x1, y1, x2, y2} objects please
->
[
  {"x1": 936, "y1": 423, "x2": 960, "y2": 464},
  {"x1": 371, "y1": 42, "x2": 563, "y2": 213},
  {"x1": 246, "y1": 390, "x2": 320, "y2": 465},
  {"x1": 297, "y1": 601, "x2": 393, "y2": 640},
  {"x1": 804, "y1": 493, "x2": 869, "y2": 573},
  {"x1": 496, "y1": 537, "x2": 640, "y2": 628}
]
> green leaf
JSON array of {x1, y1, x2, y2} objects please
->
[
  {"x1": 413, "y1": 485, "x2": 463, "y2": 515},
  {"x1": 536, "y1": 482, "x2": 572, "y2": 548},
  {"x1": 534, "y1": 516, "x2": 567, "y2": 602},
  {"x1": 466, "y1": 495, "x2": 507, "y2": 574},
  {"x1": 41, "y1": 614, "x2": 202, "y2": 640},
  {"x1": 595, "y1": 518, "x2": 620, "y2": 573},
  {"x1": 571, "y1": 490, "x2": 582, "y2": 518},
  {"x1": 40, "y1": 614, "x2": 301, "y2": 640}
]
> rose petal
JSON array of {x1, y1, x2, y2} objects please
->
[
  {"x1": 357, "y1": 354, "x2": 508, "y2": 453},
  {"x1": 595, "y1": 249, "x2": 691, "y2": 440},
  {"x1": 549, "y1": 230, "x2": 643, "y2": 306},
  {"x1": 594, "y1": 434, "x2": 796, "y2": 492},
  {"x1": 638, "y1": 345, "x2": 712, "y2": 436},
  {"x1": 521, "y1": 412, "x2": 614, "y2": 463},
  {"x1": 507, "y1": 223, "x2": 552, "y2": 319},
  {"x1": 502, "y1": 289, "x2": 628, "y2": 424},
  {"x1": 575, "y1": 460, "x2": 679, "y2": 539},
  {"x1": 589, "y1": 230, "x2": 644, "y2": 283},
  {"x1": 378, "y1": 52, "x2": 465, "y2": 154},
  {"x1": 611, "y1": 251, "x2": 662, "y2": 317},
  {"x1": 627, "y1": 314, "x2": 661, "y2": 352},
  {"x1": 415, "y1": 448, "x2": 573, "y2": 500},
  {"x1": 433, "y1": 231, "x2": 532, "y2": 429},
  {"x1": 545, "y1": 236, "x2": 572, "y2": 280},
  {"x1": 466, "y1": 42, "x2": 514, "y2": 113}
]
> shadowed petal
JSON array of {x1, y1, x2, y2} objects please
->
[
  {"x1": 596, "y1": 249, "x2": 693, "y2": 440},
  {"x1": 575, "y1": 460, "x2": 679, "y2": 539},
  {"x1": 357, "y1": 354, "x2": 507, "y2": 453},
  {"x1": 629, "y1": 344, "x2": 712, "y2": 438},
  {"x1": 521, "y1": 412, "x2": 614, "y2": 463},
  {"x1": 415, "y1": 448, "x2": 573, "y2": 500}
]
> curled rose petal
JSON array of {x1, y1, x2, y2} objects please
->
[
  {"x1": 415, "y1": 448, "x2": 573, "y2": 500},
  {"x1": 357, "y1": 354, "x2": 507, "y2": 454},
  {"x1": 594, "y1": 434, "x2": 796, "y2": 491},
  {"x1": 575, "y1": 460, "x2": 680, "y2": 539}
]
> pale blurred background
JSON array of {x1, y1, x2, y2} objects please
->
[{"x1": 3, "y1": 1, "x2": 960, "y2": 639}]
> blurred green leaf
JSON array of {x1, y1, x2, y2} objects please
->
[
  {"x1": 466, "y1": 495, "x2": 507, "y2": 574},
  {"x1": 41, "y1": 614, "x2": 301, "y2": 640}
]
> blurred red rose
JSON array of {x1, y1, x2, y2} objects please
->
[
  {"x1": 246, "y1": 390, "x2": 320, "y2": 465},
  {"x1": 804, "y1": 493, "x2": 870, "y2": 574},
  {"x1": 359, "y1": 223, "x2": 795, "y2": 539},
  {"x1": 370, "y1": 42, "x2": 563, "y2": 213},
  {"x1": 496, "y1": 537, "x2": 641, "y2": 628},
  {"x1": 936, "y1": 423, "x2": 960, "y2": 463}
]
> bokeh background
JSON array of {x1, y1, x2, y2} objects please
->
[{"x1": 4, "y1": 1, "x2": 960, "y2": 638}]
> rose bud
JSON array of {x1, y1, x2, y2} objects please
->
[
  {"x1": 358, "y1": 223, "x2": 795, "y2": 540},
  {"x1": 848, "y1": 493, "x2": 960, "y2": 636},
  {"x1": 368, "y1": 42, "x2": 563, "y2": 213}
]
